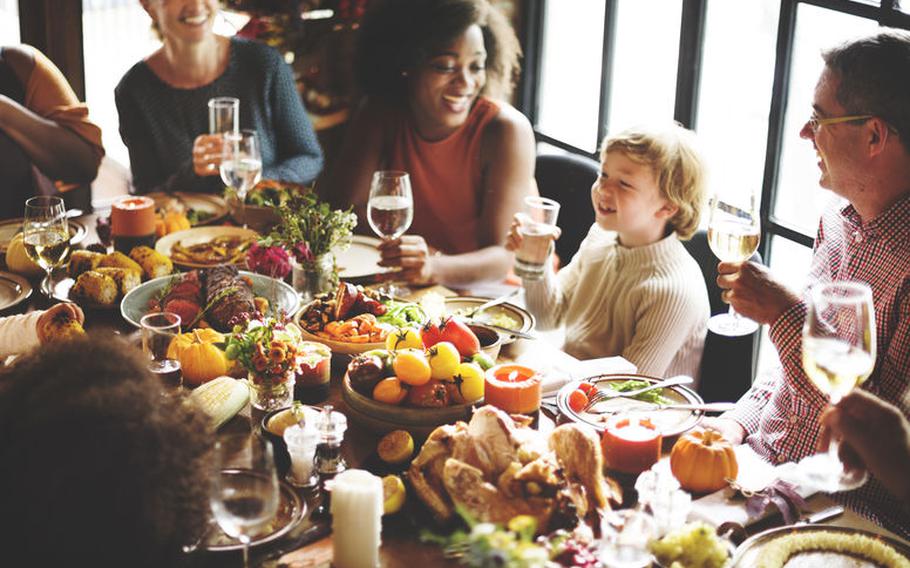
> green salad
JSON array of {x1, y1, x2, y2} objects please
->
[
  {"x1": 377, "y1": 301, "x2": 427, "y2": 328},
  {"x1": 602, "y1": 379, "x2": 673, "y2": 404}
]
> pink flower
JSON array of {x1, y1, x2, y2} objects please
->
[
  {"x1": 292, "y1": 242, "x2": 315, "y2": 264},
  {"x1": 246, "y1": 243, "x2": 292, "y2": 279}
]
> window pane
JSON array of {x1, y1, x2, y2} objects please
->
[
  {"x1": 0, "y1": 0, "x2": 18, "y2": 44},
  {"x1": 606, "y1": 0, "x2": 682, "y2": 132},
  {"x1": 537, "y1": 0, "x2": 605, "y2": 152},
  {"x1": 773, "y1": 5, "x2": 877, "y2": 235},
  {"x1": 698, "y1": 0, "x2": 779, "y2": 205}
]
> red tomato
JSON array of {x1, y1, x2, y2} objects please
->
[
  {"x1": 568, "y1": 389, "x2": 588, "y2": 413},
  {"x1": 438, "y1": 317, "x2": 480, "y2": 357},
  {"x1": 420, "y1": 320, "x2": 443, "y2": 349},
  {"x1": 577, "y1": 382, "x2": 597, "y2": 397}
]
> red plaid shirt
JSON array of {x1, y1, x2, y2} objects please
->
[{"x1": 726, "y1": 193, "x2": 910, "y2": 537}]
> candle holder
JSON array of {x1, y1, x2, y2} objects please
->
[
  {"x1": 484, "y1": 364, "x2": 542, "y2": 425},
  {"x1": 601, "y1": 415, "x2": 662, "y2": 475}
]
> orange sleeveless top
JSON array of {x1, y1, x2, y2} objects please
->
[{"x1": 386, "y1": 97, "x2": 499, "y2": 254}]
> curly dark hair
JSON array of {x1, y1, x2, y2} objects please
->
[
  {"x1": 354, "y1": 0, "x2": 522, "y2": 103},
  {"x1": 0, "y1": 334, "x2": 213, "y2": 568}
]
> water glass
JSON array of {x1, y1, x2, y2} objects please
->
[
  {"x1": 140, "y1": 312, "x2": 182, "y2": 392},
  {"x1": 367, "y1": 170, "x2": 413, "y2": 296},
  {"x1": 599, "y1": 509, "x2": 657, "y2": 568},
  {"x1": 514, "y1": 196, "x2": 560, "y2": 280},
  {"x1": 208, "y1": 96, "x2": 239, "y2": 136},
  {"x1": 220, "y1": 130, "x2": 263, "y2": 228}
]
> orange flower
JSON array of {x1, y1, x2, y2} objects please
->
[{"x1": 269, "y1": 347, "x2": 286, "y2": 363}]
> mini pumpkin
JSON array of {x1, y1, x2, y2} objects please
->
[
  {"x1": 167, "y1": 328, "x2": 228, "y2": 387},
  {"x1": 669, "y1": 428, "x2": 738, "y2": 494}
]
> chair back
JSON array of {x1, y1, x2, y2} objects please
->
[
  {"x1": 535, "y1": 153, "x2": 599, "y2": 265},
  {"x1": 682, "y1": 230, "x2": 762, "y2": 402}
]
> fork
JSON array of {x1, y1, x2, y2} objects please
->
[
  {"x1": 582, "y1": 375, "x2": 694, "y2": 412},
  {"x1": 587, "y1": 401, "x2": 736, "y2": 415}
]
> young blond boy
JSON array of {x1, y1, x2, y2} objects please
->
[{"x1": 508, "y1": 123, "x2": 710, "y2": 379}]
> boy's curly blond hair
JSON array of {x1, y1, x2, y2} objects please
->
[{"x1": 602, "y1": 123, "x2": 707, "y2": 240}]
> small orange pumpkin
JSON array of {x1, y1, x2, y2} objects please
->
[
  {"x1": 167, "y1": 329, "x2": 229, "y2": 387},
  {"x1": 669, "y1": 428, "x2": 738, "y2": 494}
]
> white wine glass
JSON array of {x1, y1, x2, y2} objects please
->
[
  {"x1": 23, "y1": 196, "x2": 69, "y2": 297},
  {"x1": 367, "y1": 170, "x2": 413, "y2": 297},
  {"x1": 210, "y1": 434, "x2": 280, "y2": 568},
  {"x1": 706, "y1": 190, "x2": 761, "y2": 336},
  {"x1": 221, "y1": 129, "x2": 262, "y2": 229},
  {"x1": 797, "y1": 281, "x2": 875, "y2": 492}
]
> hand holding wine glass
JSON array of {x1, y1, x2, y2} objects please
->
[
  {"x1": 706, "y1": 189, "x2": 761, "y2": 336},
  {"x1": 23, "y1": 196, "x2": 69, "y2": 297},
  {"x1": 210, "y1": 434, "x2": 280, "y2": 568},
  {"x1": 797, "y1": 281, "x2": 876, "y2": 492},
  {"x1": 220, "y1": 130, "x2": 262, "y2": 229},
  {"x1": 368, "y1": 170, "x2": 414, "y2": 295}
]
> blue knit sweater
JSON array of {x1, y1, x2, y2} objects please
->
[{"x1": 115, "y1": 37, "x2": 323, "y2": 194}]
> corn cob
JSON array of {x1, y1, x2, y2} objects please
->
[
  {"x1": 70, "y1": 270, "x2": 118, "y2": 306},
  {"x1": 129, "y1": 246, "x2": 173, "y2": 280},
  {"x1": 69, "y1": 250, "x2": 104, "y2": 278},
  {"x1": 98, "y1": 251, "x2": 143, "y2": 274},
  {"x1": 188, "y1": 375, "x2": 249, "y2": 429},
  {"x1": 38, "y1": 310, "x2": 85, "y2": 342},
  {"x1": 95, "y1": 267, "x2": 142, "y2": 298}
]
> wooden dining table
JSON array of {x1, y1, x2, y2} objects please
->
[{"x1": 6, "y1": 211, "x2": 907, "y2": 567}]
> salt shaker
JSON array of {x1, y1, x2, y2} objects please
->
[
  {"x1": 284, "y1": 423, "x2": 318, "y2": 488},
  {"x1": 315, "y1": 405, "x2": 347, "y2": 477}
]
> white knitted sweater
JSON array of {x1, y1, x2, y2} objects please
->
[
  {"x1": 0, "y1": 311, "x2": 42, "y2": 360},
  {"x1": 524, "y1": 225, "x2": 709, "y2": 381}
]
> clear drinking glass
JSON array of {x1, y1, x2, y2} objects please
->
[
  {"x1": 140, "y1": 312, "x2": 183, "y2": 392},
  {"x1": 220, "y1": 130, "x2": 263, "y2": 229},
  {"x1": 367, "y1": 170, "x2": 413, "y2": 296},
  {"x1": 599, "y1": 509, "x2": 657, "y2": 568},
  {"x1": 514, "y1": 196, "x2": 560, "y2": 280},
  {"x1": 796, "y1": 281, "x2": 875, "y2": 492},
  {"x1": 210, "y1": 435, "x2": 280, "y2": 568},
  {"x1": 706, "y1": 190, "x2": 761, "y2": 336},
  {"x1": 208, "y1": 96, "x2": 239, "y2": 136},
  {"x1": 23, "y1": 196, "x2": 69, "y2": 297}
]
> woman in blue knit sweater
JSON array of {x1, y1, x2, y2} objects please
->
[{"x1": 116, "y1": 0, "x2": 323, "y2": 194}]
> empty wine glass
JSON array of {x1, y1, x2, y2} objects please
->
[
  {"x1": 210, "y1": 434, "x2": 280, "y2": 568},
  {"x1": 367, "y1": 170, "x2": 413, "y2": 296},
  {"x1": 796, "y1": 281, "x2": 875, "y2": 492},
  {"x1": 23, "y1": 196, "x2": 69, "y2": 297},
  {"x1": 220, "y1": 130, "x2": 262, "y2": 228},
  {"x1": 706, "y1": 189, "x2": 761, "y2": 336}
]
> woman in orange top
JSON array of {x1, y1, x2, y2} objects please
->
[
  {"x1": 0, "y1": 45, "x2": 104, "y2": 219},
  {"x1": 326, "y1": 0, "x2": 537, "y2": 287}
]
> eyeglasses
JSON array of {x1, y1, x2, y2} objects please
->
[{"x1": 808, "y1": 114, "x2": 873, "y2": 133}]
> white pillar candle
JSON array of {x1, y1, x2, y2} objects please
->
[{"x1": 331, "y1": 469, "x2": 383, "y2": 568}]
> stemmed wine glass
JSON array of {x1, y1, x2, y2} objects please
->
[
  {"x1": 23, "y1": 196, "x2": 69, "y2": 297},
  {"x1": 367, "y1": 170, "x2": 413, "y2": 297},
  {"x1": 796, "y1": 281, "x2": 875, "y2": 492},
  {"x1": 706, "y1": 189, "x2": 761, "y2": 336},
  {"x1": 210, "y1": 434, "x2": 280, "y2": 568},
  {"x1": 221, "y1": 129, "x2": 262, "y2": 229}
]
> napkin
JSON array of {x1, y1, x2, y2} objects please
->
[{"x1": 516, "y1": 349, "x2": 638, "y2": 396}]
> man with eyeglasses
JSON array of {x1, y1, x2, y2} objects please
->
[{"x1": 706, "y1": 29, "x2": 910, "y2": 537}]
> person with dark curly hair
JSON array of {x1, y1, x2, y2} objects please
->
[
  {"x1": 325, "y1": 0, "x2": 537, "y2": 287},
  {"x1": 0, "y1": 334, "x2": 213, "y2": 567}
]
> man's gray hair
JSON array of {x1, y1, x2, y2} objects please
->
[{"x1": 823, "y1": 28, "x2": 910, "y2": 146}]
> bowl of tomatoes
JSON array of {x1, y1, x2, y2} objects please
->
[{"x1": 340, "y1": 318, "x2": 495, "y2": 436}]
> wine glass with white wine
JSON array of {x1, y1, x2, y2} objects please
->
[
  {"x1": 23, "y1": 196, "x2": 69, "y2": 297},
  {"x1": 797, "y1": 281, "x2": 875, "y2": 492},
  {"x1": 220, "y1": 129, "x2": 262, "y2": 229},
  {"x1": 367, "y1": 170, "x2": 413, "y2": 297},
  {"x1": 210, "y1": 434, "x2": 280, "y2": 568},
  {"x1": 706, "y1": 190, "x2": 761, "y2": 336}
]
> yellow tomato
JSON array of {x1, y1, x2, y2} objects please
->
[
  {"x1": 392, "y1": 348, "x2": 431, "y2": 386},
  {"x1": 372, "y1": 377, "x2": 408, "y2": 405},
  {"x1": 428, "y1": 341, "x2": 460, "y2": 380},
  {"x1": 385, "y1": 327, "x2": 423, "y2": 351},
  {"x1": 454, "y1": 362, "x2": 485, "y2": 403}
]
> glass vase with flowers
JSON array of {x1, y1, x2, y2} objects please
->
[{"x1": 225, "y1": 314, "x2": 304, "y2": 411}]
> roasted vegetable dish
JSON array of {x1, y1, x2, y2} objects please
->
[{"x1": 169, "y1": 235, "x2": 253, "y2": 266}]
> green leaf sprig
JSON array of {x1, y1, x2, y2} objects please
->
[{"x1": 264, "y1": 192, "x2": 357, "y2": 260}]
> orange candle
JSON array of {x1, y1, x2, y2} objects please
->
[
  {"x1": 602, "y1": 416, "x2": 662, "y2": 474},
  {"x1": 484, "y1": 364, "x2": 541, "y2": 414},
  {"x1": 110, "y1": 196, "x2": 156, "y2": 237}
]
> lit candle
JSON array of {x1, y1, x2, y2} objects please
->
[
  {"x1": 484, "y1": 364, "x2": 542, "y2": 415},
  {"x1": 110, "y1": 196, "x2": 157, "y2": 254},
  {"x1": 331, "y1": 469, "x2": 382, "y2": 568},
  {"x1": 601, "y1": 416, "x2": 662, "y2": 474}
]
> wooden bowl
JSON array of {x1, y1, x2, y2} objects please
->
[{"x1": 341, "y1": 373, "x2": 475, "y2": 437}]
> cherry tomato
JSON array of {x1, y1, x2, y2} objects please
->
[
  {"x1": 453, "y1": 362, "x2": 485, "y2": 403},
  {"x1": 373, "y1": 377, "x2": 408, "y2": 405},
  {"x1": 438, "y1": 317, "x2": 480, "y2": 357},
  {"x1": 392, "y1": 348, "x2": 431, "y2": 386},
  {"x1": 420, "y1": 320, "x2": 443, "y2": 349},
  {"x1": 428, "y1": 341, "x2": 460, "y2": 380},
  {"x1": 568, "y1": 389, "x2": 588, "y2": 413},
  {"x1": 385, "y1": 327, "x2": 423, "y2": 351},
  {"x1": 577, "y1": 382, "x2": 597, "y2": 397},
  {"x1": 407, "y1": 380, "x2": 450, "y2": 408}
]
